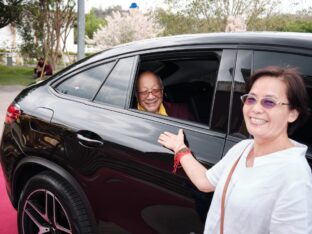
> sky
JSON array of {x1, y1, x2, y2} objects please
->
[
  {"x1": 84, "y1": 0, "x2": 162, "y2": 12},
  {"x1": 84, "y1": 0, "x2": 312, "y2": 13}
]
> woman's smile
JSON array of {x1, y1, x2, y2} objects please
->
[{"x1": 249, "y1": 116, "x2": 268, "y2": 125}]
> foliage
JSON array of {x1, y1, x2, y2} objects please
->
[
  {"x1": 281, "y1": 8, "x2": 312, "y2": 33},
  {"x1": 17, "y1": 0, "x2": 76, "y2": 69},
  {"x1": 283, "y1": 19, "x2": 312, "y2": 33},
  {"x1": 157, "y1": 0, "x2": 283, "y2": 34},
  {"x1": 246, "y1": 14, "x2": 284, "y2": 31},
  {"x1": 0, "y1": 0, "x2": 24, "y2": 28},
  {"x1": 85, "y1": 9, "x2": 106, "y2": 39},
  {"x1": 247, "y1": 12, "x2": 312, "y2": 32},
  {"x1": 155, "y1": 8, "x2": 198, "y2": 35},
  {"x1": 0, "y1": 64, "x2": 33, "y2": 85},
  {"x1": 91, "y1": 10, "x2": 163, "y2": 49},
  {"x1": 19, "y1": 17, "x2": 41, "y2": 59},
  {"x1": 92, "y1": 5, "x2": 124, "y2": 19}
]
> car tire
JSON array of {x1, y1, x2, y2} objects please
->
[{"x1": 18, "y1": 171, "x2": 96, "y2": 234}]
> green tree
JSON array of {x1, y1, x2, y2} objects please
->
[
  {"x1": 92, "y1": 5, "x2": 124, "y2": 19},
  {"x1": 74, "y1": 6, "x2": 124, "y2": 43},
  {"x1": 247, "y1": 10, "x2": 312, "y2": 33},
  {"x1": 0, "y1": 0, "x2": 24, "y2": 28},
  {"x1": 85, "y1": 9, "x2": 106, "y2": 39},
  {"x1": 157, "y1": 0, "x2": 282, "y2": 34},
  {"x1": 283, "y1": 19, "x2": 312, "y2": 33},
  {"x1": 247, "y1": 14, "x2": 288, "y2": 31},
  {"x1": 18, "y1": 0, "x2": 76, "y2": 68},
  {"x1": 282, "y1": 8, "x2": 312, "y2": 33}
]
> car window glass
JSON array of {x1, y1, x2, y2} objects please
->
[
  {"x1": 94, "y1": 57, "x2": 135, "y2": 107},
  {"x1": 254, "y1": 51, "x2": 312, "y2": 150},
  {"x1": 210, "y1": 50, "x2": 236, "y2": 133},
  {"x1": 55, "y1": 62, "x2": 114, "y2": 100},
  {"x1": 230, "y1": 50, "x2": 252, "y2": 137},
  {"x1": 254, "y1": 51, "x2": 312, "y2": 73},
  {"x1": 133, "y1": 52, "x2": 221, "y2": 127}
]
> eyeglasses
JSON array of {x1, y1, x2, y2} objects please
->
[
  {"x1": 137, "y1": 88, "x2": 163, "y2": 98},
  {"x1": 240, "y1": 94, "x2": 289, "y2": 109}
]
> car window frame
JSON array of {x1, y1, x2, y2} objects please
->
[
  {"x1": 225, "y1": 46, "x2": 312, "y2": 161},
  {"x1": 125, "y1": 48, "x2": 236, "y2": 137},
  {"x1": 50, "y1": 59, "x2": 118, "y2": 94}
]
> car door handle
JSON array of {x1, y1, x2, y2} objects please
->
[{"x1": 77, "y1": 133, "x2": 104, "y2": 148}]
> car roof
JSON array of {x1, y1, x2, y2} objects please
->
[
  {"x1": 95, "y1": 32, "x2": 312, "y2": 58},
  {"x1": 69, "y1": 32, "x2": 312, "y2": 71}
]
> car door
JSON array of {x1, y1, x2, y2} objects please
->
[
  {"x1": 226, "y1": 48, "x2": 312, "y2": 165},
  {"x1": 98, "y1": 48, "x2": 235, "y2": 233},
  {"x1": 49, "y1": 48, "x2": 235, "y2": 234}
]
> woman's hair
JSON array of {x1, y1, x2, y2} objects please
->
[{"x1": 246, "y1": 66, "x2": 310, "y2": 132}]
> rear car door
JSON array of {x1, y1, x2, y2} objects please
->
[{"x1": 227, "y1": 47, "x2": 312, "y2": 165}]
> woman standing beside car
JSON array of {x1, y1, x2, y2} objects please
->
[{"x1": 158, "y1": 66, "x2": 312, "y2": 234}]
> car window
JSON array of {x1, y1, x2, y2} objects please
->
[
  {"x1": 133, "y1": 52, "x2": 221, "y2": 127},
  {"x1": 230, "y1": 50, "x2": 252, "y2": 138},
  {"x1": 55, "y1": 62, "x2": 114, "y2": 100},
  {"x1": 254, "y1": 51, "x2": 312, "y2": 150},
  {"x1": 230, "y1": 50, "x2": 312, "y2": 150},
  {"x1": 210, "y1": 50, "x2": 237, "y2": 133},
  {"x1": 94, "y1": 57, "x2": 135, "y2": 108}
]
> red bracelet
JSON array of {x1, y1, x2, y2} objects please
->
[{"x1": 173, "y1": 147, "x2": 191, "y2": 174}]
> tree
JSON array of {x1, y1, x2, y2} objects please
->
[
  {"x1": 247, "y1": 7, "x2": 312, "y2": 32},
  {"x1": 74, "y1": 6, "x2": 123, "y2": 45},
  {"x1": 85, "y1": 9, "x2": 106, "y2": 39},
  {"x1": 0, "y1": 0, "x2": 24, "y2": 28},
  {"x1": 92, "y1": 5, "x2": 124, "y2": 19},
  {"x1": 91, "y1": 10, "x2": 163, "y2": 49},
  {"x1": 282, "y1": 8, "x2": 312, "y2": 33},
  {"x1": 157, "y1": 0, "x2": 282, "y2": 34},
  {"x1": 155, "y1": 8, "x2": 198, "y2": 36},
  {"x1": 18, "y1": 0, "x2": 76, "y2": 69}
]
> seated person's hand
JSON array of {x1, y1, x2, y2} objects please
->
[{"x1": 158, "y1": 129, "x2": 186, "y2": 154}]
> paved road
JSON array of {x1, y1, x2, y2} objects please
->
[{"x1": 0, "y1": 85, "x2": 25, "y2": 140}]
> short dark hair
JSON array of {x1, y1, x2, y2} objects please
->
[{"x1": 246, "y1": 66, "x2": 309, "y2": 133}]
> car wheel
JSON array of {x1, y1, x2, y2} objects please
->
[{"x1": 18, "y1": 171, "x2": 96, "y2": 234}]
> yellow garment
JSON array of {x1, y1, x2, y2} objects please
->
[{"x1": 137, "y1": 103, "x2": 168, "y2": 116}]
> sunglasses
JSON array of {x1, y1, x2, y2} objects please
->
[
  {"x1": 240, "y1": 94, "x2": 289, "y2": 109},
  {"x1": 137, "y1": 88, "x2": 163, "y2": 98}
]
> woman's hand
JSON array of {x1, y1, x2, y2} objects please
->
[{"x1": 158, "y1": 129, "x2": 186, "y2": 154}]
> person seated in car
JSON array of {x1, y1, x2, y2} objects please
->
[{"x1": 136, "y1": 71, "x2": 194, "y2": 121}]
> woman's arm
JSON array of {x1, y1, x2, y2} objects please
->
[{"x1": 158, "y1": 129, "x2": 215, "y2": 193}]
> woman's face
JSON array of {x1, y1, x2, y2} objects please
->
[{"x1": 243, "y1": 76, "x2": 299, "y2": 143}]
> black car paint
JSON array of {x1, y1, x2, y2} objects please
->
[{"x1": 1, "y1": 32, "x2": 312, "y2": 233}]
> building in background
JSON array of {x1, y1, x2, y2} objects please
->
[{"x1": 0, "y1": 23, "x2": 77, "y2": 66}]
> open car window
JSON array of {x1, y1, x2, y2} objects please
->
[{"x1": 132, "y1": 51, "x2": 222, "y2": 127}]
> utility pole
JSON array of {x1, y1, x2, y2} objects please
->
[{"x1": 77, "y1": 0, "x2": 85, "y2": 60}]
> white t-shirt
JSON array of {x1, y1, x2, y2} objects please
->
[{"x1": 205, "y1": 139, "x2": 312, "y2": 234}]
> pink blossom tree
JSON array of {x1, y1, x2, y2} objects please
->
[{"x1": 90, "y1": 10, "x2": 163, "y2": 49}]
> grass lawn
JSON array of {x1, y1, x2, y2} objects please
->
[{"x1": 0, "y1": 65, "x2": 34, "y2": 86}]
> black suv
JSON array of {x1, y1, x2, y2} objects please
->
[{"x1": 1, "y1": 32, "x2": 312, "y2": 234}]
